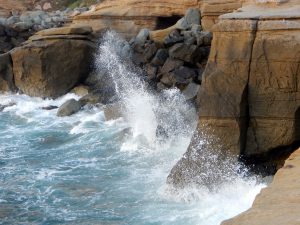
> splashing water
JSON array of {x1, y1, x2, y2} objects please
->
[
  {"x1": 0, "y1": 31, "x2": 268, "y2": 225},
  {"x1": 95, "y1": 31, "x2": 197, "y2": 148}
]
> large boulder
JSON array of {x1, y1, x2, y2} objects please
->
[
  {"x1": 57, "y1": 99, "x2": 82, "y2": 117},
  {"x1": 168, "y1": 1, "x2": 300, "y2": 187},
  {"x1": 10, "y1": 26, "x2": 95, "y2": 98}
]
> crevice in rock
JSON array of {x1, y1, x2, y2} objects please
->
[
  {"x1": 240, "y1": 19, "x2": 258, "y2": 156},
  {"x1": 241, "y1": 140, "x2": 300, "y2": 176},
  {"x1": 155, "y1": 16, "x2": 181, "y2": 30}
]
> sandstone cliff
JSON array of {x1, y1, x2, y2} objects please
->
[
  {"x1": 71, "y1": 0, "x2": 244, "y2": 38},
  {"x1": 168, "y1": 0, "x2": 300, "y2": 186},
  {"x1": 222, "y1": 148, "x2": 300, "y2": 225}
]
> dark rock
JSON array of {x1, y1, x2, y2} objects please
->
[
  {"x1": 195, "y1": 46, "x2": 211, "y2": 62},
  {"x1": 163, "y1": 30, "x2": 184, "y2": 47},
  {"x1": 41, "y1": 105, "x2": 58, "y2": 110},
  {"x1": 151, "y1": 49, "x2": 168, "y2": 66},
  {"x1": 171, "y1": 66, "x2": 197, "y2": 84},
  {"x1": 184, "y1": 36, "x2": 196, "y2": 45},
  {"x1": 0, "y1": 52, "x2": 17, "y2": 92},
  {"x1": 157, "y1": 82, "x2": 168, "y2": 91},
  {"x1": 160, "y1": 73, "x2": 175, "y2": 87},
  {"x1": 145, "y1": 64, "x2": 158, "y2": 80},
  {"x1": 196, "y1": 31, "x2": 213, "y2": 46},
  {"x1": 161, "y1": 58, "x2": 184, "y2": 74},
  {"x1": 0, "y1": 102, "x2": 16, "y2": 112},
  {"x1": 57, "y1": 99, "x2": 82, "y2": 117},
  {"x1": 143, "y1": 42, "x2": 157, "y2": 62},
  {"x1": 169, "y1": 43, "x2": 198, "y2": 63}
]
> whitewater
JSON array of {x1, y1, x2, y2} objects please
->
[{"x1": 0, "y1": 32, "x2": 267, "y2": 225}]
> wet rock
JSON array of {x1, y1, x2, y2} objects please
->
[
  {"x1": 79, "y1": 93, "x2": 103, "y2": 106},
  {"x1": 182, "y1": 82, "x2": 200, "y2": 101},
  {"x1": 151, "y1": 49, "x2": 168, "y2": 66},
  {"x1": 0, "y1": 52, "x2": 17, "y2": 93},
  {"x1": 0, "y1": 102, "x2": 16, "y2": 112},
  {"x1": 103, "y1": 102, "x2": 124, "y2": 121},
  {"x1": 57, "y1": 99, "x2": 82, "y2": 117},
  {"x1": 145, "y1": 64, "x2": 158, "y2": 80},
  {"x1": 41, "y1": 105, "x2": 58, "y2": 110},
  {"x1": 169, "y1": 43, "x2": 198, "y2": 63},
  {"x1": 157, "y1": 82, "x2": 168, "y2": 91}
]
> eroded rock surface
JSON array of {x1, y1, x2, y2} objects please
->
[
  {"x1": 222, "y1": 148, "x2": 300, "y2": 225},
  {"x1": 10, "y1": 25, "x2": 95, "y2": 98},
  {"x1": 168, "y1": 0, "x2": 300, "y2": 187}
]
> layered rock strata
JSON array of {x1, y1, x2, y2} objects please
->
[
  {"x1": 168, "y1": 1, "x2": 300, "y2": 187},
  {"x1": 71, "y1": 0, "x2": 244, "y2": 39},
  {"x1": 4, "y1": 25, "x2": 96, "y2": 98}
]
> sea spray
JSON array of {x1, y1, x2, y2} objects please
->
[
  {"x1": 94, "y1": 31, "x2": 197, "y2": 147},
  {"x1": 0, "y1": 32, "x2": 268, "y2": 225}
]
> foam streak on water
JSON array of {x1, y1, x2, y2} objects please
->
[{"x1": 0, "y1": 31, "x2": 267, "y2": 225}]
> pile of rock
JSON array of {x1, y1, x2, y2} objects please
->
[
  {"x1": 129, "y1": 8, "x2": 212, "y2": 100},
  {"x1": 0, "y1": 7, "x2": 90, "y2": 53}
]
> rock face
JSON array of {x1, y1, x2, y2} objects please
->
[
  {"x1": 168, "y1": 1, "x2": 300, "y2": 187},
  {"x1": 10, "y1": 26, "x2": 95, "y2": 98},
  {"x1": 222, "y1": 148, "x2": 300, "y2": 225},
  {"x1": 71, "y1": 0, "x2": 244, "y2": 39},
  {"x1": 0, "y1": 52, "x2": 17, "y2": 92}
]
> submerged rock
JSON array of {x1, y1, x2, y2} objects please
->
[
  {"x1": 57, "y1": 99, "x2": 82, "y2": 117},
  {"x1": 41, "y1": 105, "x2": 58, "y2": 110},
  {"x1": 103, "y1": 102, "x2": 124, "y2": 121},
  {"x1": 0, "y1": 102, "x2": 16, "y2": 112}
]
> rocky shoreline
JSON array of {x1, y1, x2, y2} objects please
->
[{"x1": 1, "y1": 0, "x2": 300, "y2": 224}]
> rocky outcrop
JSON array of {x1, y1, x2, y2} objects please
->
[
  {"x1": 9, "y1": 25, "x2": 95, "y2": 98},
  {"x1": 168, "y1": 1, "x2": 300, "y2": 187},
  {"x1": 128, "y1": 9, "x2": 210, "y2": 98},
  {"x1": 222, "y1": 148, "x2": 300, "y2": 225},
  {"x1": 71, "y1": 0, "x2": 244, "y2": 39},
  {"x1": 0, "y1": 52, "x2": 17, "y2": 92}
]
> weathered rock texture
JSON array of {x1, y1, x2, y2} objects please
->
[
  {"x1": 168, "y1": 0, "x2": 300, "y2": 187},
  {"x1": 222, "y1": 148, "x2": 300, "y2": 225},
  {"x1": 9, "y1": 25, "x2": 95, "y2": 98},
  {"x1": 71, "y1": 0, "x2": 245, "y2": 39}
]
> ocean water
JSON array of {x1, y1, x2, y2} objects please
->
[{"x1": 0, "y1": 32, "x2": 267, "y2": 225}]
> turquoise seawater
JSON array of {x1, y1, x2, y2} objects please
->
[
  {"x1": 0, "y1": 93, "x2": 265, "y2": 225},
  {"x1": 0, "y1": 31, "x2": 266, "y2": 225}
]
